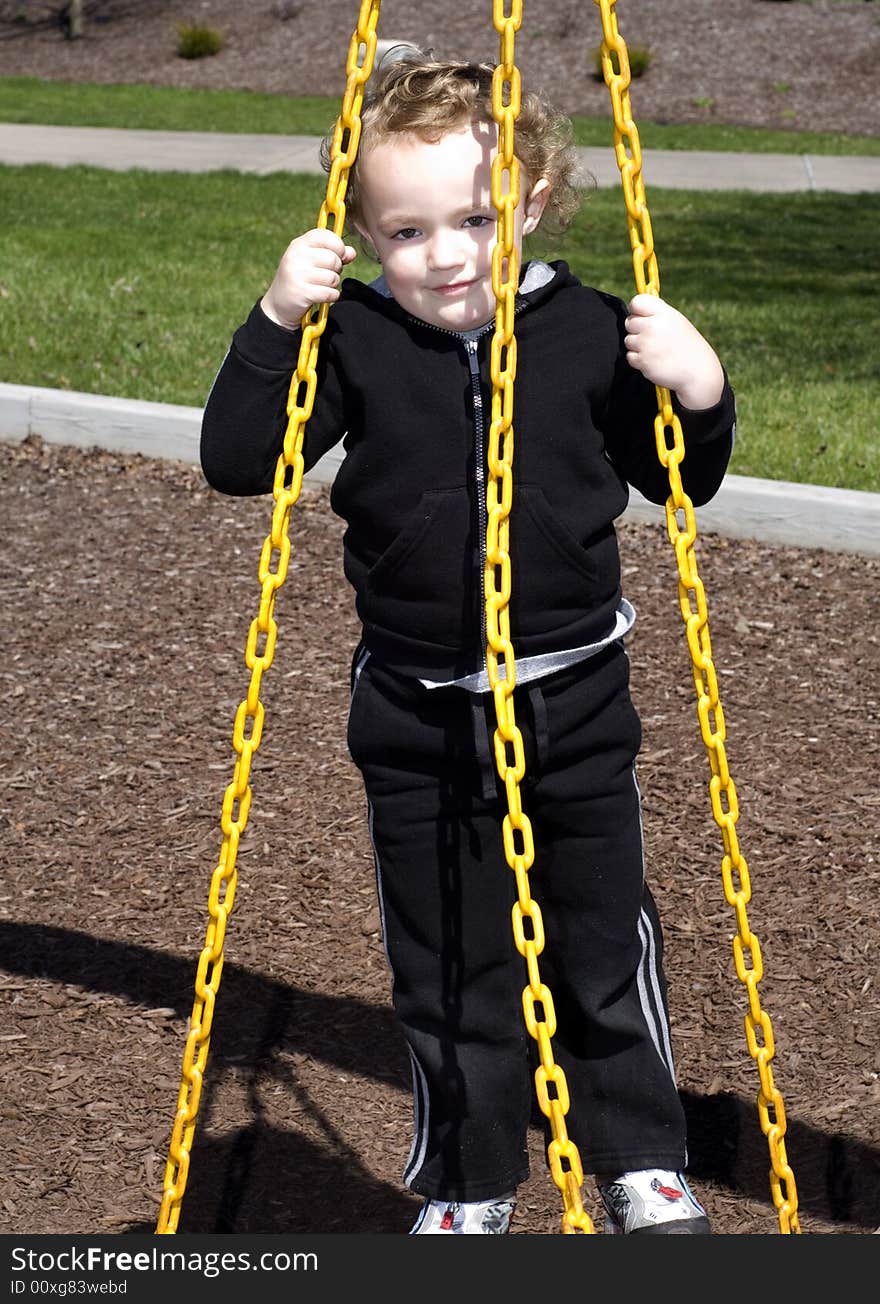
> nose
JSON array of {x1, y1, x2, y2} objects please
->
[{"x1": 427, "y1": 227, "x2": 468, "y2": 271}]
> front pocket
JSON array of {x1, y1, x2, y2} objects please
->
[
  {"x1": 517, "y1": 485, "x2": 599, "y2": 580},
  {"x1": 509, "y1": 485, "x2": 618, "y2": 637},
  {"x1": 364, "y1": 487, "x2": 474, "y2": 648}
]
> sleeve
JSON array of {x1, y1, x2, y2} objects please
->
[
  {"x1": 199, "y1": 300, "x2": 348, "y2": 497},
  {"x1": 599, "y1": 295, "x2": 736, "y2": 509}
]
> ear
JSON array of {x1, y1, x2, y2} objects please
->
[
  {"x1": 522, "y1": 178, "x2": 550, "y2": 235},
  {"x1": 352, "y1": 221, "x2": 379, "y2": 263}
]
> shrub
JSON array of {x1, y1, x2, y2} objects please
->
[
  {"x1": 175, "y1": 23, "x2": 225, "y2": 60},
  {"x1": 591, "y1": 44, "x2": 653, "y2": 82}
]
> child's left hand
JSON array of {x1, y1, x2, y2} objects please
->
[{"x1": 624, "y1": 294, "x2": 725, "y2": 411}]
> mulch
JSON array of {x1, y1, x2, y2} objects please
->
[
  {"x1": 1, "y1": 433, "x2": 878, "y2": 1236},
  {"x1": 2, "y1": 0, "x2": 880, "y2": 138}
]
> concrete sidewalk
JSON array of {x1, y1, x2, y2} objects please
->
[{"x1": 2, "y1": 121, "x2": 880, "y2": 191}]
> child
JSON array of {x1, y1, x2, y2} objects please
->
[{"x1": 200, "y1": 54, "x2": 735, "y2": 1236}]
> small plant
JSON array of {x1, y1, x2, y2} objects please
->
[
  {"x1": 591, "y1": 44, "x2": 653, "y2": 82},
  {"x1": 175, "y1": 23, "x2": 225, "y2": 60},
  {"x1": 692, "y1": 95, "x2": 716, "y2": 112}
]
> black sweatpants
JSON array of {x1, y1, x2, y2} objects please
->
[{"x1": 346, "y1": 640, "x2": 688, "y2": 1202}]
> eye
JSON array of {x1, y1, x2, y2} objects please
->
[
  {"x1": 392, "y1": 227, "x2": 420, "y2": 241},
  {"x1": 463, "y1": 215, "x2": 493, "y2": 229}
]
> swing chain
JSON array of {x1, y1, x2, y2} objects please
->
[
  {"x1": 594, "y1": 0, "x2": 800, "y2": 1236},
  {"x1": 488, "y1": 0, "x2": 595, "y2": 1236},
  {"x1": 157, "y1": 0, "x2": 797, "y2": 1242},
  {"x1": 155, "y1": 0, "x2": 382, "y2": 1235}
]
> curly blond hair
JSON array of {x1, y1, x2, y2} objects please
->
[{"x1": 321, "y1": 52, "x2": 585, "y2": 236}]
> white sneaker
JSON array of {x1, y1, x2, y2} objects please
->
[
  {"x1": 597, "y1": 1169, "x2": 711, "y2": 1235},
  {"x1": 410, "y1": 1193, "x2": 516, "y2": 1234}
]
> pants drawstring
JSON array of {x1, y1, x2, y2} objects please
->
[
  {"x1": 471, "y1": 694, "x2": 498, "y2": 802},
  {"x1": 527, "y1": 682, "x2": 549, "y2": 772},
  {"x1": 471, "y1": 681, "x2": 548, "y2": 802}
]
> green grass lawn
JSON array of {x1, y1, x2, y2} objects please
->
[
  {"x1": 1, "y1": 164, "x2": 877, "y2": 493},
  {"x1": 3, "y1": 76, "x2": 880, "y2": 156}
]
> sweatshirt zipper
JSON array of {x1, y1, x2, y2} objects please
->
[
  {"x1": 464, "y1": 336, "x2": 490, "y2": 669},
  {"x1": 462, "y1": 311, "x2": 527, "y2": 676},
  {"x1": 409, "y1": 308, "x2": 525, "y2": 676}
]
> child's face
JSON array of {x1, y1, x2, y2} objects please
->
[{"x1": 354, "y1": 121, "x2": 548, "y2": 332}]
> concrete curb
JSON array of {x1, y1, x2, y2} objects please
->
[{"x1": 3, "y1": 381, "x2": 878, "y2": 556}]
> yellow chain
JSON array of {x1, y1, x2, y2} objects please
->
[
  {"x1": 593, "y1": 0, "x2": 800, "y2": 1235},
  {"x1": 157, "y1": 0, "x2": 796, "y2": 1240},
  {"x1": 488, "y1": 0, "x2": 594, "y2": 1236},
  {"x1": 155, "y1": 0, "x2": 381, "y2": 1235}
]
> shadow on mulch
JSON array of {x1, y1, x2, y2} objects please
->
[
  {"x1": 2, "y1": 437, "x2": 878, "y2": 1236},
  {"x1": 3, "y1": 920, "x2": 877, "y2": 1235}
]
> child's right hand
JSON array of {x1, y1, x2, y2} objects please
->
[{"x1": 261, "y1": 228, "x2": 358, "y2": 329}]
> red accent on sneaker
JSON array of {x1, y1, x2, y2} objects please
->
[
  {"x1": 440, "y1": 1206, "x2": 455, "y2": 1230},
  {"x1": 653, "y1": 1182, "x2": 684, "y2": 1201}
]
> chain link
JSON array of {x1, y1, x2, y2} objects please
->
[
  {"x1": 489, "y1": 0, "x2": 594, "y2": 1236},
  {"x1": 155, "y1": 0, "x2": 382, "y2": 1234},
  {"x1": 593, "y1": 0, "x2": 800, "y2": 1235}
]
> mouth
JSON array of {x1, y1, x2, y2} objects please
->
[{"x1": 432, "y1": 280, "x2": 475, "y2": 296}]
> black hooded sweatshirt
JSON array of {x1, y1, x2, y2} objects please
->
[{"x1": 200, "y1": 259, "x2": 735, "y2": 680}]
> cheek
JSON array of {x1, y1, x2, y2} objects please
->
[
  {"x1": 476, "y1": 227, "x2": 498, "y2": 260},
  {"x1": 381, "y1": 247, "x2": 421, "y2": 286}
]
